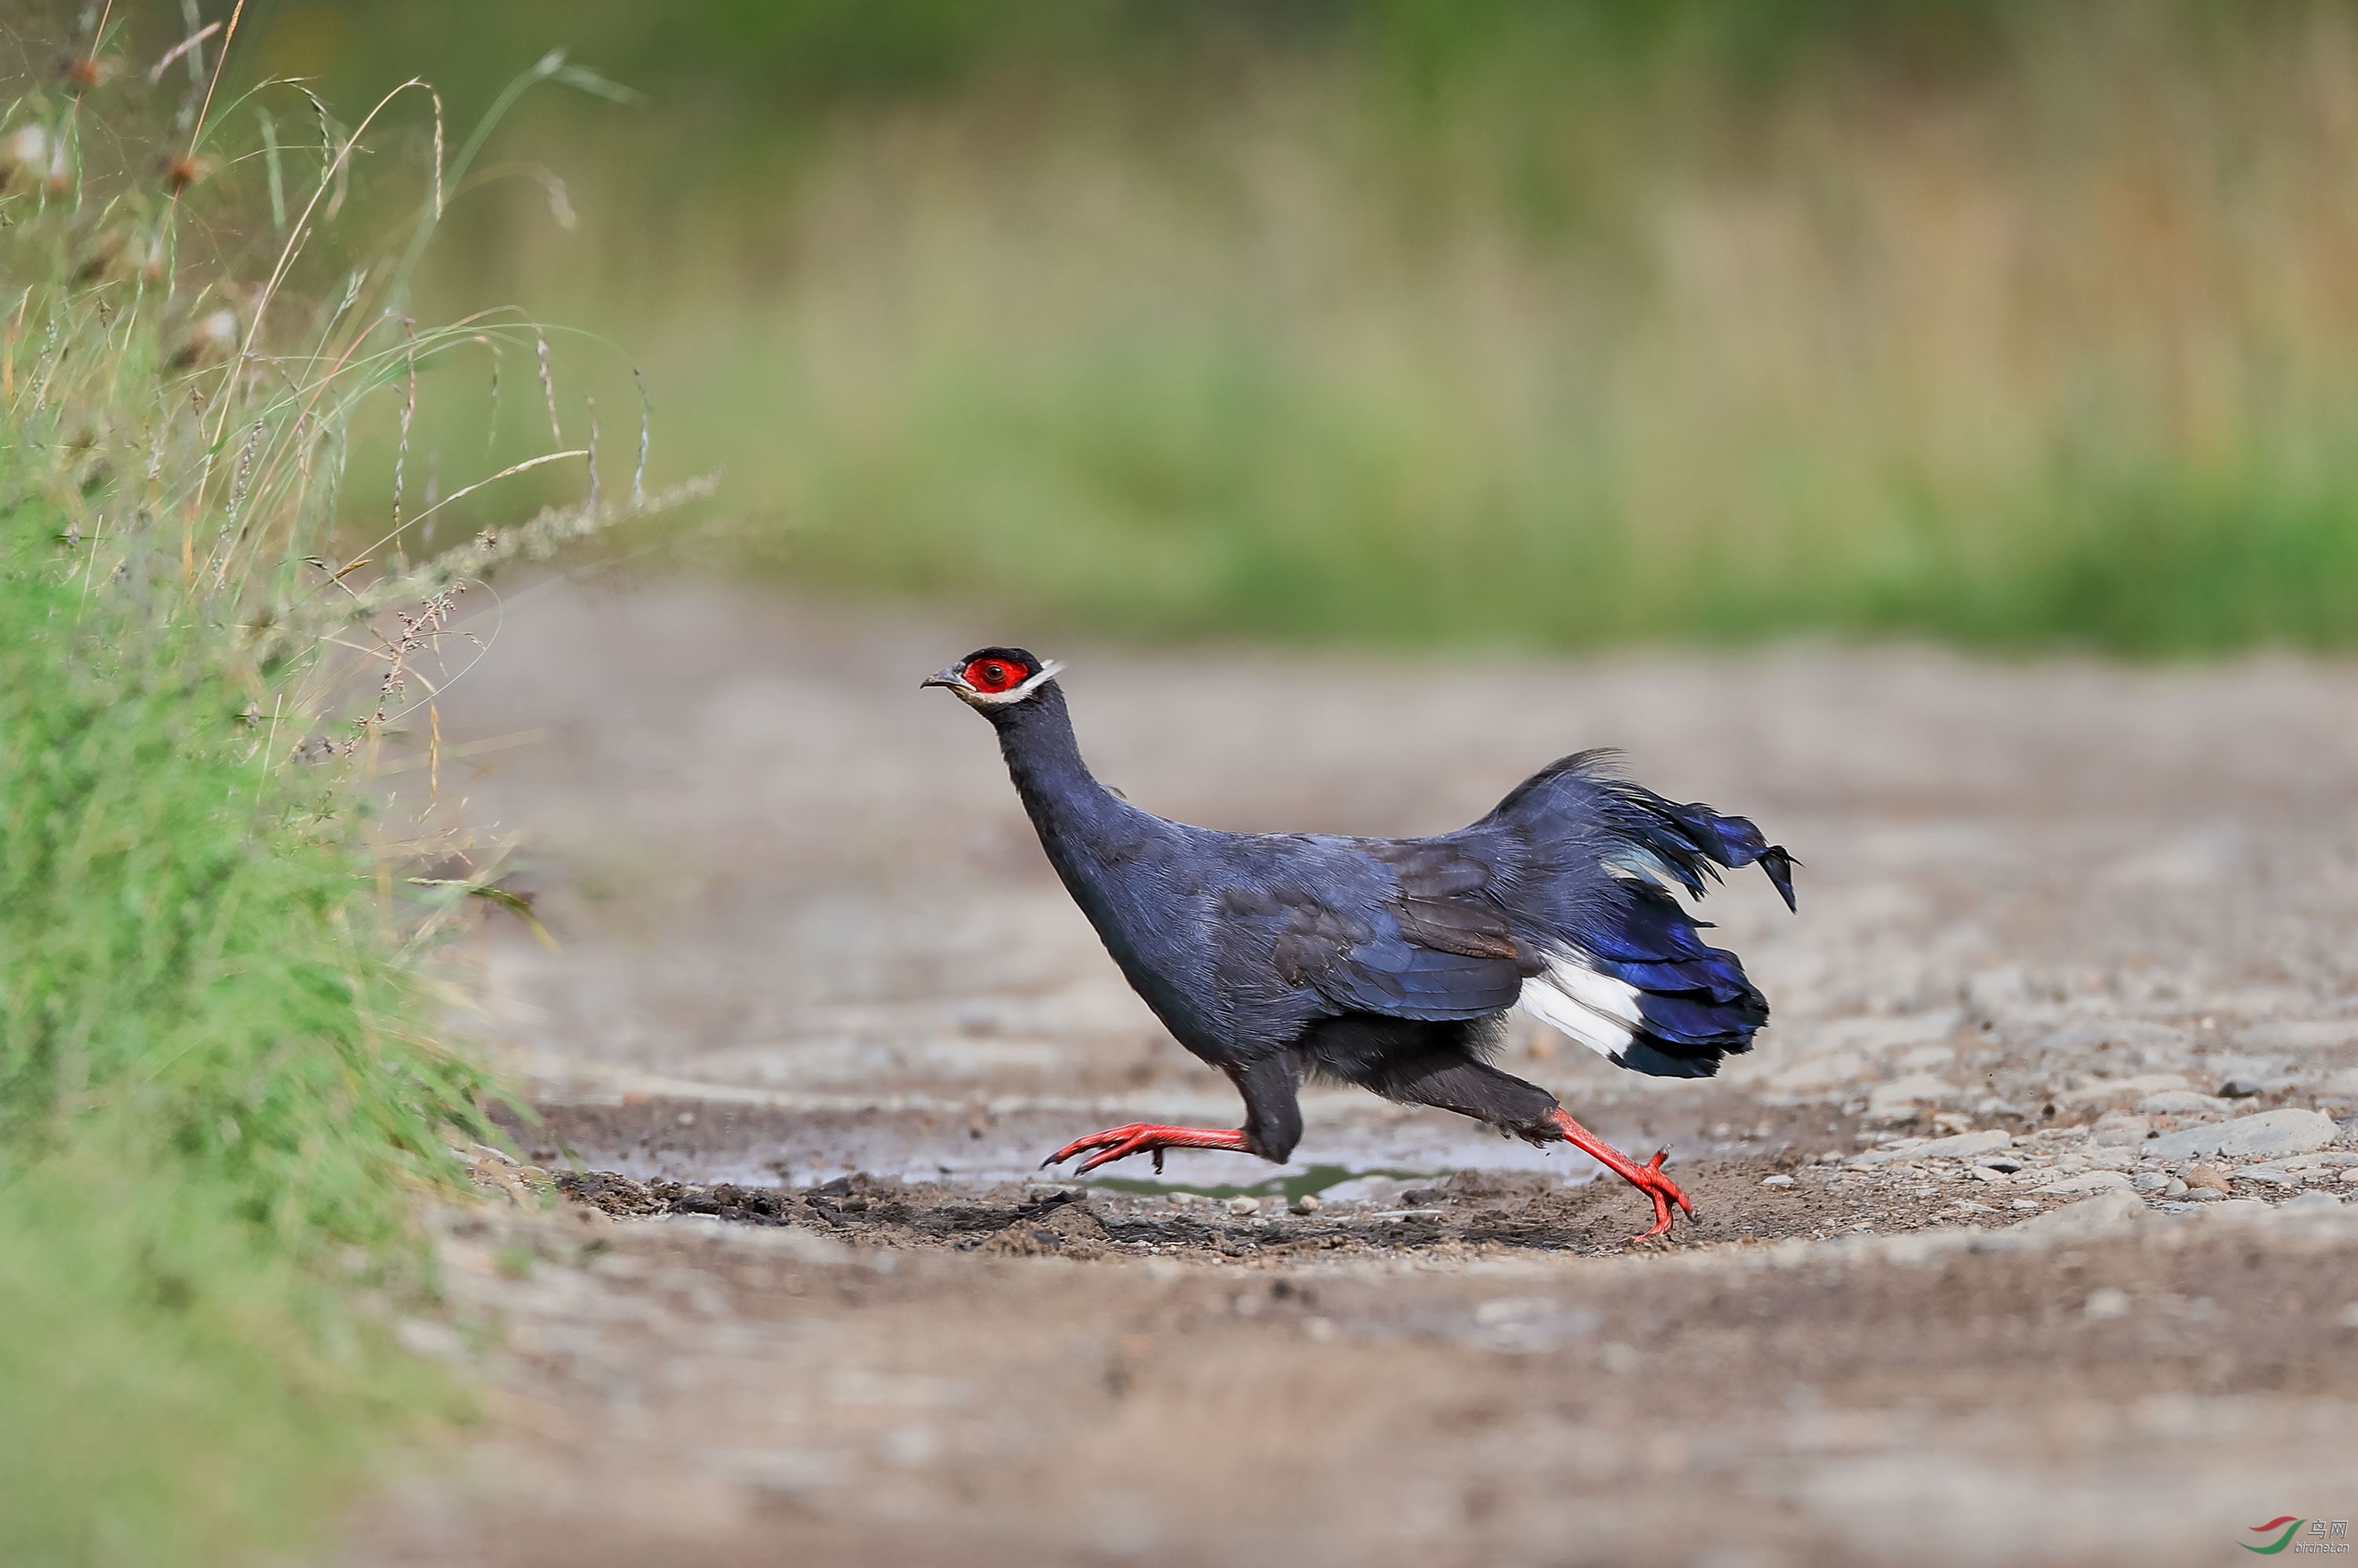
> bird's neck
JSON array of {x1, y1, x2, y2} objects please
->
[{"x1": 987, "y1": 685, "x2": 1144, "y2": 869}]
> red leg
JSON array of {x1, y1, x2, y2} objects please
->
[
  {"x1": 1545, "y1": 1107, "x2": 1696, "y2": 1244},
  {"x1": 1041, "y1": 1123, "x2": 1251, "y2": 1176}
]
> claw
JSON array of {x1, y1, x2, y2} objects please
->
[
  {"x1": 1038, "y1": 1122, "x2": 1251, "y2": 1175},
  {"x1": 1545, "y1": 1110, "x2": 1699, "y2": 1244}
]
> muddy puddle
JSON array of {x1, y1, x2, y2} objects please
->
[{"x1": 491, "y1": 1092, "x2": 1906, "y2": 1258}]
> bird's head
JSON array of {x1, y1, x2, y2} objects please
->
[{"x1": 921, "y1": 646, "x2": 1064, "y2": 712}]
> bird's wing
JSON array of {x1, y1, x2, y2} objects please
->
[{"x1": 1228, "y1": 839, "x2": 1526, "y2": 1023}]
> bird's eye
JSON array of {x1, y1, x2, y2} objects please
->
[{"x1": 964, "y1": 658, "x2": 1025, "y2": 692}]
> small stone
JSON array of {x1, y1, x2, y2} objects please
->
[
  {"x1": 2132, "y1": 1171, "x2": 2167, "y2": 1194},
  {"x1": 2145, "y1": 1109, "x2": 2337, "y2": 1162},
  {"x1": 2090, "y1": 1113, "x2": 2150, "y2": 1148},
  {"x1": 1966, "y1": 966, "x2": 2027, "y2": 1015},
  {"x1": 2010, "y1": 1199, "x2": 2040, "y2": 1210},
  {"x1": 2083, "y1": 1287, "x2": 2130, "y2": 1320},
  {"x1": 2139, "y1": 1089, "x2": 2227, "y2": 1114},
  {"x1": 2040, "y1": 1020, "x2": 2193, "y2": 1054},
  {"x1": 2236, "y1": 1165, "x2": 2300, "y2": 1188},
  {"x1": 2219, "y1": 1076, "x2": 2264, "y2": 1099},
  {"x1": 1761, "y1": 1174, "x2": 1795, "y2": 1188},
  {"x1": 1290, "y1": 1194, "x2": 1321, "y2": 1215},
  {"x1": 2283, "y1": 1190, "x2": 2343, "y2": 1210},
  {"x1": 2182, "y1": 1162, "x2": 2231, "y2": 1193},
  {"x1": 2037, "y1": 1170, "x2": 2134, "y2": 1196},
  {"x1": 1849, "y1": 1128, "x2": 2009, "y2": 1166},
  {"x1": 2164, "y1": 1177, "x2": 2187, "y2": 1196},
  {"x1": 1226, "y1": 1195, "x2": 1262, "y2": 1216},
  {"x1": 2343, "y1": 1169, "x2": 2358, "y2": 1185},
  {"x1": 1866, "y1": 1074, "x2": 1963, "y2": 1122},
  {"x1": 2019, "y1": 1189, "x2": 2147, "y2": 1233},
  {"x1": 1977, "y1": 1155, "x2": 2025, "y2": 1173},
  {"x1": 2179, "y1": 1186, "x2": 2224, "y2": 1202},
  {"x1": 1970, "y1": 1167, "x2": 2011, "y2": 1184}
]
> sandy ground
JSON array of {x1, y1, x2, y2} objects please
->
[{"x1": 347, "y1": 578, "x2": 2358, "y2": 1568}]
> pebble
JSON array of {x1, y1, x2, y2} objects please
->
[
  {"x1": 2179, "y1": 1187, "x2": 2225, "y2": 1203},
  {"x1": 1977, "y1": 1155, "x2": 2026, "y2": 1173},
  {"x1": 2040, "y1": 1021, "x2": 2192, "y2": 1054},
  {"x1": 1866, "y1": 1074, "x2": 1962, "y2": 1121},
  {"x1": 1849, "y1": 1127, "x2": 2011, "y2": 1166},
  {"x1": 2144, "y1": 1108, "x2": 2337, "y2": 1162},
  {"x1": 2139, "y1": 1089, "x2": 2227, "y2": 1114},
  {"x1": 2132, "y1": 1171, "x2": 2167, "y2": 1194},
  {"x1": 2165, "y1": 1177, "x2": 2187, "y2": 1196},
  {"x1": 2020, "y1": 1189, "x2": 2147, "y2": 1233},
  {"x1": 2090, "y1": 1112, "x2": 2150, "y2": 1148},
  {"x1": 2236, "y1": 1166, "x2": 2301, "y2": 1188},
  {"x1": 1761, "y1": 1174, "x2": 1795, "y2": 1188},
  {"x1": 2343, "y1": 1169, "x2": 2358, "y2": 1186},
  {"x1": 2182, "y1": 1162, "x2": 2231, "y2": 1193},
  {"x1": 1290, "y1": 1194, "x2": 1322, "y2": 1215},
  {"x1": 1226, "y1": 1195, "x2": 1262, "y2": 1216},
  {"x1": 2083, "y1": 1287, "x2": 2130, "y2": 1320},
  {"x1": 2036, "y1": 1170, "x2": 2134, "y2": 1196}
]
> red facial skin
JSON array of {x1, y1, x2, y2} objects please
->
[{"x1": 964, "y1": 657, "x2": 1030, "y2": 693}]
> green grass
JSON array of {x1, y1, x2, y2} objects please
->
[
  {"x1": 0, "y1": 497, "x2": 488, "y2": 1567},
  {"x1": 314, "y1": 0, "x2": 2358, "y2": 654},
  {"x1": 0, "y1": 24, "x2": 690, "y2": 1562}
]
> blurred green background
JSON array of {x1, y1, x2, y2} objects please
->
[{"x1": 226, "y1": 0, "x2": 2358, "y2": 652}]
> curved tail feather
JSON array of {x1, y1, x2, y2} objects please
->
[{"x1": 1489, "y1": 752, "x2": 1793, "y2": 1078}]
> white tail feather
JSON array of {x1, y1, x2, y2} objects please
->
[{"x1": 1517, "y1": 953, "x2": 1641, "y2": 1063}]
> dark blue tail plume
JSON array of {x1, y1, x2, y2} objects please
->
[
  {"x1": 1488, "y1": 750, "x2": 1798, "y2": 912},
  {"x1": 1661, "y1": 801, "x2": 1798, "y2": 912},
  {"x1": 1487, "y1": 751, "x2": 1794, "y2": 1079}
]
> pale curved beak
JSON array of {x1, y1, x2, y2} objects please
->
[{"x1": 920, "y1": 666, "x2": 966, "y2": 691}]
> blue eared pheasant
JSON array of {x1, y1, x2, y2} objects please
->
[{"x1": 924, "y1": 648, "x2": 1796, "y2": 1241}]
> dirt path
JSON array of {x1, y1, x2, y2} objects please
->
[{"x1": 351, "y1": 578, "x2": 2358, "y2": 1567}]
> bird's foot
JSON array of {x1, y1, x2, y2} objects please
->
[
  {"x1": 1544, "y1": 1108, "x2": 1696, "y2": 1244},
  {"x1": 1041, "y1": 1124, "x2": 1251, "y2": 1177}
]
